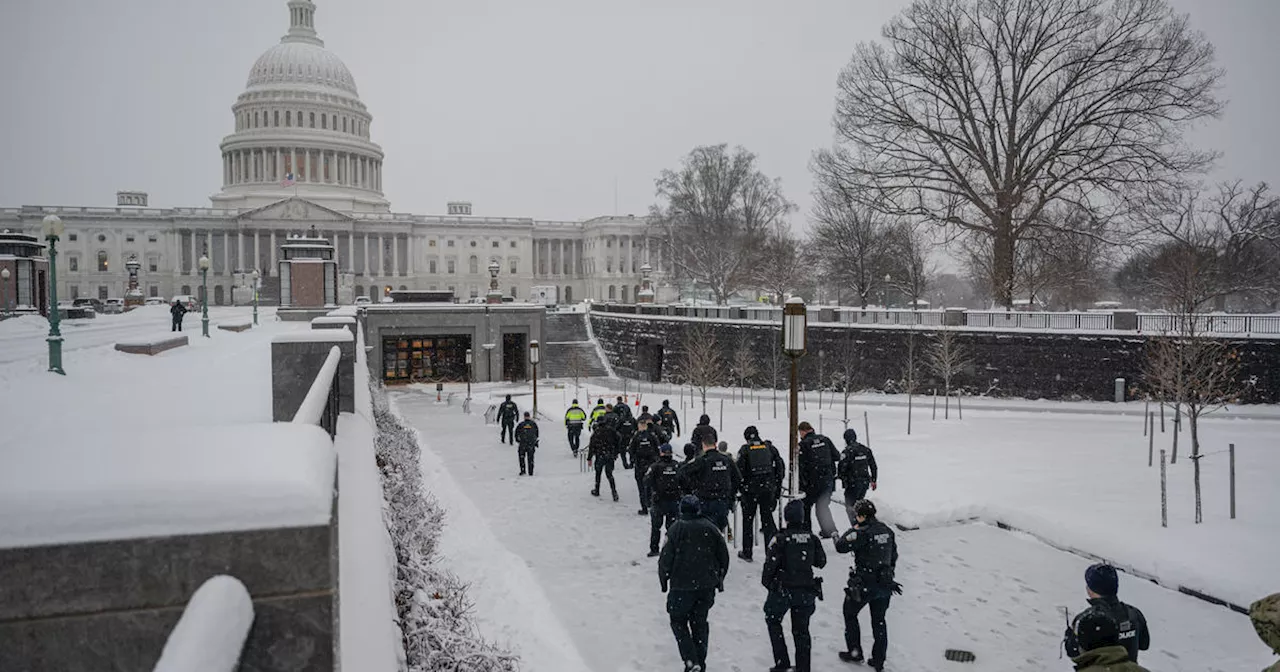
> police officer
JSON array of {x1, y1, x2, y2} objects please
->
[
  {"x1": 680, "y1": 427, "x2": 741, "y2": 533},
  {"x1": 589, "y1": 398, "x2": 608, "y2": 428},
  {"x1": 797, "y1": 421, "x2": 841, "y2": 537},
  {"x1": 614, "y1": 399, "x2": 636, "y2": 469},
  {"x1": 629, "y1": 417, "x2": 662, "y2": 515},
  {"x1": 1064, "y1": 563, "x2": 1151, "y2": 663},
  {"x1": 564, "y1": 399, "x2": 588, "y2": 456},
  {"x1": 497, "y1": 394, "x2": 519, "y2": 445},
  {"x1": 835, "y1": 499, "x2": 899, "y2": 671},
  {"x1": 588, "y1": 421, "x2": 621, "y2": 501},
  {"x1": 689, "y1": 414, "x2": 714, "y2": 448},
  {"x1": 763, "y1": 500, "x2": 827, "y2": 672},
  {"x1": 514, "y1": 412, "x2": 539, "y2": 476},
  {"x1": 837, "y1": 429, "x2": 878, "y2": 527},
  {"x1": 735, "y1": 426, "x2": 785, "y2": 562},
  {"x1": 659, "y1": 495, "x2": 730, "y2": 672},
  {"x1": 657, "y1": 399, "x2": 682, "y2": 437},
  {"x1": 644, "y1": 443, "x2": 682, "y2": 557}
]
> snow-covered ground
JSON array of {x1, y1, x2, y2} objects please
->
[{"x1": 391, "y1": 381, "x2": 1276, "y2": 672}]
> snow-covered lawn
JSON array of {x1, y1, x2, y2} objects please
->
[{"x1": 391, "y1": 383, "x2": 1276, "y2": 671}]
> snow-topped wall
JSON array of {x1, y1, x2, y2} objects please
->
[{"x1": 589, "y1": 311, "x2": 1280, "y2": 402}]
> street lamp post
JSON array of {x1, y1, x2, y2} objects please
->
[
  {"x1": 529, "y1": 340, "x2": 540, "y2": 416},
  {"x1": 251, "y1": 269, "x2": 260, "y2": 326},
  {"x1": 465, "y1": 348, "x2": 473, "y2": 402},
  {"x1": 1, "y1": 267, "x2": 10, "y2": 316},
  {"x1": 199, "y1": 252, "x2": 211, "y2": 337},
  {"x1": 41, "y1": 215, "x2": 65, "y2": 375},
  {"x1": 782, "y1": 297, "x2": 807, "y2": 498}
]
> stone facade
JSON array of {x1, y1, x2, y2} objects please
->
[{"x1": 589, "y1": 313, "x2": 1280, "y2": 403}]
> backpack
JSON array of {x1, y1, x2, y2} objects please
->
[
  {"x1": 700, "y1": 454, "x2": 734, "y2": 500},
  {"x1": 634, "y1": 433, "x2": 659, "y2": 465},
  {"x1": 654, "y1": 461, "x2": 682, "y2": 498},
  {"x1": 744, "y1": 442, "x2": 776, "y2": 487},
  {"x1": 780, "y1": 530, "x2": 818, "y2": 590}
]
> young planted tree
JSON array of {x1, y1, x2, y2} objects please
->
[
  {"x1": 565, "y1": 347, "x2": 586, "y2": 393},
  {"x1": 926, "y1": 328, "x2": 971, "y2": 419},
  {"x1": 676, "y1": 322, "x2": 725, "y2": 413},
  {"x1": 730, "y1": 335, "x2": 759, "y2": 402},
  {"x1": 831, "y1": 331, "x2": 861, "y2": 428},
  {"x1": 815, "y1": 0, "x2": 1224, "y2": 308},
  {"x1": 901, "y1": 329, "x2": 923, "y2": 434}
]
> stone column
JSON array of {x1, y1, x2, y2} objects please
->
[
  {"x1": 406, "y1": 235, "x2": 414, "y2": 276},
  {"x1": 392, "y1": 234, "x2": 400, "y2": 277},
  {"x1": 271, "y1": 230, "x2": 278, "y2": 269},
  {"x1": 363, "y1": 233, "x2": 369, "y2": 276},
  {"x1": 348, "y1": 232, "x2": 355, "y2": 272},
  {"x1": 290, "y1": 147, "x2": 297, "y2": 180},
  {"x1": 222, "y1": 232, "x2": 230, "y2": 274},
  {"x1": 254, "y1": 230, "x2": 260, "y2": 273},
  {"x1": 237, "y1": 231, "x2": 244, "y2": 272},
  {"x1": 188, "y1": 230, "x2": 196, "y2": 275},
  {"x1": 377, "y1": 234, "x2": 384, "y2": 276}
]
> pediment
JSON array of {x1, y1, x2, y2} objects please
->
[{"x1": 238, "y1": 197, "x2": 351, "y2": 224}]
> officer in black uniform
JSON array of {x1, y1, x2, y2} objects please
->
[
  {"x1": 835, "y1": 499, "x2": 899, "y2": 672},
  {"x1": 735, "y1": 426, "x2": 785, "y2": 562},
  {"x1": 614, "y1": 399, "x2": 636, "y2": 469},
  {"x1": 514, "y1": 412, "x2": 539, "y2": 476},
  {"x1": 659, "y1": 495, "x2": 730, "y2": 672},
  {"x1": 837, "y1": 429, "x2": 878, "y2": 527},
  {"x1": 588, "y1": 421, "x2": 621, "y2": 501},
  {"x1": 797, "y1": 421, "x2": 841, "y2": 537},
  {"x1": 1064, "y1": 563, "x2": 1151, "y2": 663},
  {"x1": 629, "y1": 417, "x2": 662, "y2": 515},
  {"x1": 762, "y1": 499, "x2": 827, "y2": 672},
  {"x1": 680, "y1": 427, "x2": 741, "y2": 533},
  {"x1": 689, "y1": 414, "x2": 714, "y2": 448},
  {"x1": 497, "y1": 394, "x2": 519, "y2": 445},
  {"x1": 644, "y1": 443, "x2": 682, "y2": 557},
  {"x1": 657, "y1": 399, "x2": 682, "y2": 437}
]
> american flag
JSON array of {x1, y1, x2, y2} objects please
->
[{"x1": 281, "y1": 172, "x2": 296, "y2": 187}]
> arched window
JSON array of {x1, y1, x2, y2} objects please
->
[
  {"x1": 309, "y1": 112, "x2": 315, "y2": 128},
  {"x1": 564, "y1": 286, "x2": 572, "y2": 302},
  {"x1": 621, "y1": 286, "x2": 629, "y2": 303},
  {"x1": 321, "y1": 113, "x2": 327, "y2": 129},
  {"x1": 468, "y1": 255, "x2": 478, "y2": 275},
  {"x1": 342, "y1": 117, "x2": 348, "y2": 132},
  {"x1": 355, "y1": 284, "x2": 364, "y2": 299},
  {"x1": 608, "y1": 285, "x2": 616, "y2": 300},
  {"x1": 286, "y1": 111, "x2": 292, "y2": 127},
  {"x1": 274, "y1": 110, "x2": 280, "y2": 126},
  {"x1": 97, "y1": 251, "x2": 109, "y2": 272}
]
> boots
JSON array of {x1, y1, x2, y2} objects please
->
[
  {"x1": 591, "y1": 488, "x2": 600, "y2": 497},
  {"x1": 612, "y1": 490, "x2": 620, "y2": 502}
]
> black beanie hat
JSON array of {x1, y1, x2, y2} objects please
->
[
  {"x1": 699, "y1": 414, "x2": 711, "y2": 425},
  {"x1": 744, "y1": 425, "x2": 759, "y2": 441},
  {"x1": 844, "y1": 428, "x2": 858, "y2": 444},
  {"x1": 783, "y1": 499, "x2": 805, "y2": 525},
  {"x1": 1075, "y1": 610, "x2": 1120, "y2": 651},
  {"x1": 679, "y1": 494, "x2": 701, "y2": 517},
  {"x1": 1085, "y1": 564, "x2": 1119, "y2": 597}
]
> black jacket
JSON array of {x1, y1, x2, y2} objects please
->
[
  {"x1": 762, "y1": 524, "x2": 828, "y2": 593},
  {"x1": 681, "y1": 450, "x2": 741, "y2": 502},
  {"x1": 659, "y1": 511, "x2": 730, "y2": 592},
  {"x1": 834, "y1": 517, "x2": 898, "y2": 600},
  {"x1": 170, "y1": 302, "x2": 187, "y2": 318},
  {"x1": 645, "y1": 456, "x2": 683, "y2": 503},
  {"x1": 838, "y1": 442, "x2": 878, "y2": 487},
  {"x1": 587, "y1": 426, "x2": 620, "y2": 462},
  {"x1": 1070, "y1": 597, "x2": 1151, "y2": 662},
  {"x1": 497, "y1": 400, "x2": 519, "y2": 423},
  {"x1": 736, "y1": 440, "x2": 785, "y2": 497},
  {"x1": 657, "y1": 405, "x2": 681, "y2": 434},
  {"x1": 798, "y1": 432, "x2": 840, "y2": 494},
  {"x1": 689, "y1": 418, "x2": 714, "y2": 448},
  {"x1": 629, "y1": 429, "x2": 662, "y2": 471},
  {"x1": 514, "y1": 420, "x2": 539, "y2": 447}
]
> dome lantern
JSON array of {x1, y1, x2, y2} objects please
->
[{"x1": 284, "y1": 0, "x2": 323, "y2": 47}]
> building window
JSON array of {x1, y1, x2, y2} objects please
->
[
  {"x1": 447, "y1": 260, "x2": 456, "y2": 274},
  {"x1": 428, "y1": 239, "x2": 436, "y2": 247},
  {"x1": 309, "y1": 112, "x2": 316, "y2": 128},
  {"x1": 470, "y1": 286, "x2": 479, "y2": 298},
  {"x1": 447, "y1": 285, "x2": 455, "y2": 294},
  {"x1": 98, "y1": 234, "x2": 107, "y2": 243},
  {"x1": 509, "y1": 259, "x2": 517, "y2": 274},
  {"x1": 447, "y1": 240, "x2": 455, "y2": 247},
  {"x1": 69, "y1": 233, "x2": 77, "y2": 242},
  {"x1": 608, "y1": 285, "x2": 616, "y2": 300},
  {"x1": 97, "y1": 251, "x2": 109, "y2": 272},
  {"x1": 275, "y1": 110, "x2": 280, "y2": 126},
  {"x1": 126, "y1": 233, "x2": 135, "y2": 242},
  {"x1": 71, "y1": 285, "x2": 79, "y2": 299},
  {"x1": 69, "y1": 256, "x2": 78, "y2": 272},
  {"x1": 286, "y1": 111, "x2": 292, "y2": 126},
  {"x1": 468, "y1": 256, "x2": 478, "y2": 274},
  {"x1": 606, "y1": 239, "x2": 613, "y2": 248},
  {"x1": 606, "y1": 258, "x2": 613, "y2": 273},
  {"x1": 149, "y1": 286, "x2": 159, "y2": 297},
  {"x1": 429, "y1": 285, "x2": 437, "y2": 291},
  {"x1": 492, "y1": 241, "x2": 499, "y2": 248},
  {"x1": 509, "y1": 286, "x2": 517, "y2": 298},
  {"x1": 321, "y1": 113, "x2": 327, "y2": 129},
  {"x1": 149, "y1": 258, "x2": 158, "y2": 273},
  {"x1": 98, "y1": 285, "x2": 108, "y2": 300},
  {"x1": 429, "y1": 260, "x2": 437, "y2": 274},
  {"x1": 342, "y1": 117, "x2": 348, "y2": 132},
  {"x1": 470, "y1": 240, "x2": 477, "y2": 248},
  {"x1": 510, "y1": 241, "x2": 517, "y2": 248},
  {"x1": 148, "y1": 234, "x2": 157, "y2": 243}
]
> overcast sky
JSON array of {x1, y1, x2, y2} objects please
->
[{"x1": 1, "y1": 0, "x2": 1276, "y2": 226}]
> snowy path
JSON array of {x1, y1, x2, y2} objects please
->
[{"x1": 393, "y1": 389, "x2": 1273, "y2": 672}]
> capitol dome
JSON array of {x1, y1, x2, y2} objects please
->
[{"x1": 213, "y1": 0, "x2": 389, "y2": 214}]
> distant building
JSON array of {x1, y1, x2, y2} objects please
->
[{"x1": 0, "y1": 0, "x2": 670, "y2": 306}]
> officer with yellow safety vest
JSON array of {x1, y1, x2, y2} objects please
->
[{"x1": 564, "y1": 399, "x2": 588, "y2": 457}]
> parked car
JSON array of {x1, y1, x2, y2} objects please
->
[
  {"x1": 102, "y1": 298, "x2": 125, "y2": 314},
  {"x1": 144, "y1": 297, "x2": 167, "y2": 306},
  {"x1": 354, "y1": 296, "x2": 371, "y2": 306},
  {"x1": 171, "y1": 295, "x2": 197, "y2": 311},
  {"x1": 71, "y1": 297, "x2": 101, "y2": 313}
]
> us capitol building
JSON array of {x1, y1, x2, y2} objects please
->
[{"x1": 0, "y1": 0, "x2": 668, "y2": 306}]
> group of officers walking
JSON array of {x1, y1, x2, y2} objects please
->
[{"x1": 498, "y1": 393, "x2": 1153, "y2": 672}]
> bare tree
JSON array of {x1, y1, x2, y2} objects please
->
[
  {"x1": 730, "y1": 335, "x2": 759, "y2": 401},
  {"x1": 565, "y1": 348, "x2": 586, "y2": 393},
  {"x1": 675, "y1": 322, "x2": 725, "y2": 412},
  {"x1": 752, "y1": 224, "x2": 810, "y2": 304},
  {"x1": 1142, "y1": 334, "x2": 1241, "y2": 524},
  {"x1": 887, "y1": 223, "x2": 935, "y2": 309},
  {"x1": 815, "y1": 0, "x2": 1224, "y2": 308},
  {"x1": 926, "y1": 328, "x2": 971, "y2": 418},
  {"x1": 653, "y1": 144, "x2": 795, "y2": 304},
  {"x1": 766, "y1": 323, "x2": 786, "y2": 419},
  {"x1": 809, "y1": 179, "x2": 899, "y2": 308}
]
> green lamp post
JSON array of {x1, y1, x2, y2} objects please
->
[
  {"x1": 251, "y1": 268, "x2": 260, "y2": 326},
  {"x1": 199, "y1": 252, "x2": 211, "y2": 337},
  {"x1": 41, "y1": 214, "x2": 65, "y2": 375}
]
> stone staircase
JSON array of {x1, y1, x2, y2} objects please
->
[{"x1": 542, "y1": 312, "x2": 609, "y2": 379}]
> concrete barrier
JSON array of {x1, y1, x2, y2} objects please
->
[
  {"x1": 217, "y1": 322, "x2": 252, "y2": 333},
  {"x1": 114, "y1": 335, "x2": 189, "y2": 355},
  {"x1": 272, "y1": 331, "x2": 355, "y2": 419}
]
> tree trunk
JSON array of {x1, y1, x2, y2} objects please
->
[
  {"x1": 1190, "y1": 409, "x2": 1202, "y2": 524},
  {"x1": 992, "y1": 215, "x2": 1016, "y2": 309}
]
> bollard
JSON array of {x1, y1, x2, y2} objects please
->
[
  {"x1": 957, "y1": 391, "x2": 963, "y2": 420},
  {"x1": 1147, "y1": 412, "x2": 1154, "y2": 467},
  {"x1": 819, "y1": 414, "x2": 824, "y2": 434},
  {"x1": 1114, "y1": 378, "x2": 1125, "y2": 403},
  {"x1": 719, "y1": 398, "x2": 724, "y2": 431},
  {"x1": 757, "y1": 396, "x2": 761, "y2": 421},
  {"x1": 864, "y1": 411, "x2": 871, "y2": 448},
  {"x1": 1160, "y1": 449, "x2": 1168, "y2": 528},
  {"x1": 1229, "y1": 443, "x2": 1236, "y2": 520},
  {"x1": 932, "y1": 389, "x2": 938, "y2": 420},
  {"x1": 1143, "y1": 398, "x2": 1150, "y2": 436}
]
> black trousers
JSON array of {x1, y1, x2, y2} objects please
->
[
  {"x1": 618, "y1": 436, "x2": 632, "y2": 468},
  {"x1": 171, "y1": 317, "x2": 183, "y2": 332},
  {"x1": 667, "y1": 589, "x2": 716, "y2": 668},
  {"x1": 739, "y1": 490, "x2": 779, "y2": 559},
  {"x1": 764, "y1": 589, "x2": 817, "y2": 672},
  {"x1": 567, "y1": 425, "x2": 583, "y2": 454},
  {"x1": 634, "y1": 462, "x2": 654, "y2": 511},
  {"x1": 593, "y1": 458, "x2": 617, "y2": 493},
  {"x1": 844, "y1": 482, "x2": 870, "y2": 527},
  {"x1": 518, "y1": 444, "x2": 536, "y2": 475},
  {"x1": 844, "y1": 593, "x2": 890, "y2": 665},
  {"x1": 649, "y1": 499, "x2": 678, "y2": 552},
  {"x1": 500, "y1": 420, "x2": 515, "y2": 444}
]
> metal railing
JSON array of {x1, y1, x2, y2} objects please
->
[
  {"x1": 965, "y1": 310, "x2": 1113, "y2": 330},
  {"x1": 1137, "y1": 313, "x2": 1280, "y2": 335},
  {"x1": 294, "y1": 345, "x2": 341, "y2": 439}
]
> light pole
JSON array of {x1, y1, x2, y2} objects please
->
[
  {"x1": 782, "y1": 297, "x2": 807, "y2": 498},
  {"x1": 465, "y1": 348, "x2": 473, "y2": 402},
  {"x1": 199, "y1": 252, "x2": 211, "y2": 337},
  {"x1": 41, "y1": 215, "x2": 65, "y2": 375},
  {"x1": 529, "y1": 340, "x2": 540, "y2": 416},
  {"x1": 1, "y1": 267, "x2": 9, "y2": 315},
  {"x1": 251, "y1": 269, "x2": 260, "y2": 326}
]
